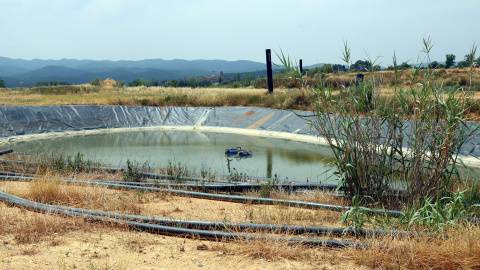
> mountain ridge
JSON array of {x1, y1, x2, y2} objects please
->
[
  {"x1": 0, "y1": 56, "x2": 328, "y2": 88},
  {"x1": 0, "y1": 57, "x2": 271, "y2": 87}
]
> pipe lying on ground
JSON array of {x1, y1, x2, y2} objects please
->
[
  {"x1": 0, "y1": 190, "x2": 366, "y2": 248},
  {"x1": 4, "y1": 173, "x2": 478, "y2": 225},
  {"x1": 0, "y1": 174, "x2": 404, "y2": 216},
  {"x1": 0, "y1": 159, "x2": 338, "y2": 192},
  {"x1": 0, "y1": 149, "x2": 13, "y2": 156}
]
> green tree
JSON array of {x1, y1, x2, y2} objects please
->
[
  {"x1": 428, "y1": 61, "x2": 444, "y2": 69},
  {"x1": 318, "y1": 64, "x2": 333, "y2": 73},
  {"x1": 35, "y1": 81, "x2": 49, "y2": 87},
  {"x1": 167, "y1": 79, "x2": 179, "y2": 87},
  {"x1": 241, "y1": 73, "x2": 256, "y2": 87},
  {"x1": 197, "y1": 80, "x2": 212, "y2": 87},
  {"x1": 332, "y1": 64, "x2": 347, "y2": 72},
  {"x1": 398, "y1": 62, "x2": 412, "y2": 70},
  {"x1": 128, "y1": 78, "x2": 149, "y2": 87},
  {"x1": 350, "y1": 60, "x2": 372, "y2": 71},
  {"x1": 445, "y1": 54, "x2": 456, "y2": 69},
  {"x1": 90, "y1": 77, "x2": 101, "y2": 86},
  {"x1": 150, "y1": 78, "x2": 160, "y2": 86},
  {"x1": 0, "y1": 79, "x2": 5, "y2": 88},
  {"x1": 114, "y1": 81, "x2": 125, "y2": 88},
  {"x1": 458, "y1": 53, "x2": 475, "y2": 68}
]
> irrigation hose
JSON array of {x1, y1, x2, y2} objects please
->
[
  {"x1": 0, "y1": 158, "x2": 339, "y2": 191},
  {"x1": 0, "y1": 170, "x2": 337, "y2": 193},
  {"x1": 0, "y1": 174, "x2": 404, "y2": 216},
  {"x1": 4, "y1": 173, "x2": 478, "y2": 227},
  {"x1": 3, "y1": 187, "x2": 414, "y2": 238},
  {"x1": 0, "y1": 149, "x2": 13, "y2": 156},
  {"x1": 0, "y1": 191, "x2": 366, "y2": 248}
]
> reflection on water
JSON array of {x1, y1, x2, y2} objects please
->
[{"x1": 5, "y1": 130, "x2": 337, "y2": 184}]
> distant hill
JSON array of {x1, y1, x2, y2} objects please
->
[{"x1": 0, "y1": 57, "x2": 268, "y2": 88}]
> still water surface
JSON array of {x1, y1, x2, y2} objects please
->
[{"x1": 6, "y1": 130, "x2": 336, "y2": 184}]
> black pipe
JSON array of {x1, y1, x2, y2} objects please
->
[
  {"x1": 0, "y1": 174, "x2": 404, "y2": 216},
  {"x1": 0, "y1": 159, "x2": 337, "y2": 189},
  {"x1": 8, "y1": 173, "x2": 477, "y2": 226},
  {"x1": 0, "y1": 162, "x2": 339, "y2": 192},
  {"x1": 0, "y1": 191, "x2": 367, "y2": 248},
  {"x1": 0, "y1": 149, "x2": 13, "y2": 156}
]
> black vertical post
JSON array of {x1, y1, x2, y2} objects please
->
[
  {"x1": 299, "y1": 59, "x2": 303, "y2": 73},
  {"x1": 266, "y1": 49, "x2": 273, "y2": 94},
  {"x1": 266, "y1": 149, "x2": 272, "y2": 179}
]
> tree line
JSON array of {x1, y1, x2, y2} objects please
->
[{"x1": 1, "y1": 52, "x2": 478, "y2": 89}]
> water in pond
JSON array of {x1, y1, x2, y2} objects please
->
[{"x1": 5, "y1": 130, "x2": 337, "y2": 184}]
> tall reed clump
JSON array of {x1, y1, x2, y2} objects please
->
[{"x1": 278, "y1": 37, "x2": 479, "y2": 207}]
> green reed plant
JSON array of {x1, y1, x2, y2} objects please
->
[
  {"x1": 278, "y1": 38, "x2": 479, "y2": 206},
  {"x1": 341, "y1": 195, "x2": 373, "y2": 230}
]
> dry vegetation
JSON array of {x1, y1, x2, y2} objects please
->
[
  {"x1": 0, "y1": 166, "x2": 355, "y2": 269},
  {"x1": 0, "y1": 67, "x2": 478, "y2": 116},
  {"x1": 0, "y1": 85, "x2": 314, "y2": 111},
  {"x1": 1, "y1": 158, "x2": 480, "y2": 269},
  {"x1": 1, "y1": 66, "x2": 480, "y2": 268}
]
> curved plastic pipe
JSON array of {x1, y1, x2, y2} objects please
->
[
  {"x1": 0, "y1": 174, "x2": 404, "y2": 216},
  {"x1": 0, "y1": 159, "x2": 339, "y2": 191},
  {"x1": 0, "y1": 149, "x2": 13, "y2": 155},
  {"x1": 0, "y1": 190, "x2": 366, "y2": 248}
]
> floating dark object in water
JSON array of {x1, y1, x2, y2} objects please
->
[
  {"x1": 238, "y1": 150, "x2": 253, "y2": 157},
  {"x1": 225, "y1": 147, "x2": 252, "y2": 157},
  {"x1": 225, "y1": 147, "x2": 242, "y2": 155}
]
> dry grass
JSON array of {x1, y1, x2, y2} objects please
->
[
  {"x1": 3, "y1": 169, "x2": 480, "y2": 269},
  {"x1": 3, "y1": 156, "x2": 480, "y2": 269},
  {"x1": 346, "y1": 224, "x2": 480, "y2": 269},
  {"x1": 3, "y1": 173, "x2": 148, "y2": 215},
  {"x1": 0, "y1": 86, "x2": 314, "y2": 110},
  {"x1": 0, "y1": 202, "x2": 89, "y2": 245},
  {"x1": 211, "y1": 236, "x2": 315, "y2": 261}
]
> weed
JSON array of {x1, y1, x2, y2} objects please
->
[
  {"x1": 227, "y1": 168, "x2": 247, "y2": 182},
  {"x1": 166, "y1": 161, "x2": 187, "y2": 182},
  {"x1": 259, "y1": 176, "x2": 279, "y2": 198},
  {"x1": 123, "y1": 159, "x2": 150, "y2": 182},
  {"x1": 49, "y1": 152, "x2": 96, "y2": 173}
]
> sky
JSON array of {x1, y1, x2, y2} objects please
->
[{"x1": 1, "y1": 0, "x2": 479, "y2": 66}]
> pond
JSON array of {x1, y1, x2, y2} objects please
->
[{"x1": 4, "y1": 130, "x2": 337, "y2": 184}]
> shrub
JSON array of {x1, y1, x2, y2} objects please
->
[{"x1": 90, "y1": 77, "x2": 101, "y2": 86}]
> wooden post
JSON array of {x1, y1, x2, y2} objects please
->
[
  {"x1": 299, "y1": 59, "x2": 303, "y2": 73},
  {"x1": 266, "y1": 49, "x2": 273, "y2": 94}
]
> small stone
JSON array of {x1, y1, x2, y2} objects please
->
[
  {"x1": 198, "y1": 263, "x2": 204, "y2": 267},
  {"x1": 197, "y1": 244, "x2": 209, "y2": 250}
]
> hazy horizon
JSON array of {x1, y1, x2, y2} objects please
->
[{"x1": 1, "y1": 0, "x2": 479, "y2": 66}]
